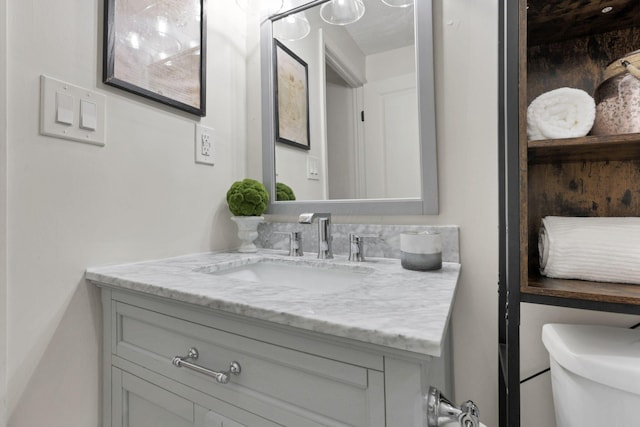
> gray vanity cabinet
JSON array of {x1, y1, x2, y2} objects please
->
[{"x1": 100, "y1": 287, "x2": 450, "y2": 427}]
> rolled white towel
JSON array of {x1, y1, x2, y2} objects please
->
[
  {"x1": 527, "y1": 87, "x2": 596, "y2": 141},
  {"x1": 539, "y1": 216, "x2": 640, "y2": 285}
]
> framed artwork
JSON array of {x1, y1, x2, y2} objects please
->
[
  {"x1": 103, "y1": 0, "x2": 207, "y2": 116},
  {"x1": 274, "y1": 39, "x2": 310, "y2": 150}
]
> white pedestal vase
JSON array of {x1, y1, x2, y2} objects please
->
[{"x1": 230, "y1": 216, "x2": 264, "y2": 253}]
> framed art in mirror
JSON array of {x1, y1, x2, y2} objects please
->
[
  {"x1": 274, "y1": 39, "x2": 310, "y2": 150},
  {"x1": 103, "y1": 0, "x2": 207, "y2": 116}
]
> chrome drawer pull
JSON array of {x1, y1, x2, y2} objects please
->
[{"x1": 171, "y1": 347, "x2": 241, "y2": 384}]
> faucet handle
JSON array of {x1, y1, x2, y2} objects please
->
[
  {"x1": 348, "y1": 233, "x2": 378, "y2": 262},
  {"x1": 275, "y1": 231, "x2": 303, "y2": 257},
  {"x1": 298, "y1": 212, "x2": 331, "y2": 224},
  {"x1": 298, "y1": 213, "x2": 314, "y2": 224},
  {"x1": 349, "y1": 233, "x2": 378, "y2": 241},
  {"x1": 298, "y1": 213, "x2": 333, "y2": 259}
]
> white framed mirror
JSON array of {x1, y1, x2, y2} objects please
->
[{"x1": 261, "y1": 0, "x2": 437, "y2": 215}]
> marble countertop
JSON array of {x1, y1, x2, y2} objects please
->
[{"x1": 86, "y1": 251, "x2": 460, "y2": 357}]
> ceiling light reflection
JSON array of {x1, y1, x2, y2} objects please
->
[
  {"x1": 273, "y1": 11, "x2": 310, "y2": 41},
  {"x1": 157, "y1": 15, "x2": 168, "y2": 35},
  {"x1": 320, "y1": 0, "x2": 365, "y2": 26},
  {"x1": 381, "y1": 0, "x2": 413, "y2": 7},
  {"x1": 127, "y1": 32, "x2": 140, "y2": 49}
]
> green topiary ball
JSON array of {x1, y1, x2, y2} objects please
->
[
  {"x1": 226, "y1": 179, "x2": 269, "y2": 216},
  {"x1": 276, "y1": 182, "x2": 296, "y2": 201}
]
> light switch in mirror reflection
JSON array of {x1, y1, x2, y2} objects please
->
[{"x1": 261, "y1": 0, "x2": 438, "y2": 215}]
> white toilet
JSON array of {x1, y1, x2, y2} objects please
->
[{"x1": 542, "y1": 323, "x2": 640, "y2": 427}]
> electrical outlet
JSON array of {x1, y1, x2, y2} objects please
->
[{"x1": 195, "y1": 124, "x2": 215, "y2": 166}]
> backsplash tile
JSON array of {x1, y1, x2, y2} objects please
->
[{"x1": 257, "y1": 223, "x2": 460, "y2": 263}]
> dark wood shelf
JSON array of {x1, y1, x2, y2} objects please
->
[
  {"x1": 528, "y1": 133, "x2": 640, "y2": 163},
  {"x1": 523, "y1": 274, "x2": 640, "y2": 306},
  {"x1": 527, "y1": 0, "x2": 640, "y2": 46}
]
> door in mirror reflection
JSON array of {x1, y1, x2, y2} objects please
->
[{"x1": 272, "y1": 0, "x2": 420, "y2": 201}]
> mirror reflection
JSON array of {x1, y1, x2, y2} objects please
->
[{"x1": 272, "y1": 0, "x2": 420, "y2": 201}]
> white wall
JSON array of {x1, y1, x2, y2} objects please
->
[
  {"x1": 366, "y1": 45, "x2": 415, "y2": 81},
  {"x1": 413, "y1": 0, "x2": 499, "y2": 422},
  {"x1": 320, "y1": 21, "x2": 366, "y2": 82},
  {"x1": 5, "y1": 0, "x2": 248, "y2": 425},
  {"x1": 0, "y1": 0, "x2": 7, "y2": 423},
  {"x1": 326, "y1": 76, "x2": 358, "y2": 199}
]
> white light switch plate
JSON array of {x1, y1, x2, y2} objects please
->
[{"x1": 40, "y1": 75, "x2": 106, "y2": 146}]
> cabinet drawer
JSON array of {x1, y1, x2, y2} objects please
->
[{"x1": 113, "y1": 302, "x2": 385, "y2": 427}]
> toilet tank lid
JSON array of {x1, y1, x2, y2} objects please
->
[{"x1": 542, "y1": 323, "x2": 640, "y2": 396}]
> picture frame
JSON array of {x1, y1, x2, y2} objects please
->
[
  {"x1": 103, "y1": 0, "x2": 207, "y2": 116},
  {"x1": 274, "y1": 39, "x2": 310, "y2": 150}
]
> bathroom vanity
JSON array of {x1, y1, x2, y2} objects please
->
[{"x1": 87, "y1": 251, "x2": 460, "y2": 427}]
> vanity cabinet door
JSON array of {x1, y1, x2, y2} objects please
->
[
  {"x1": 112, "y1": 368, "x2": 194, "y2": 427},
  {"x1": 111, "y1": 367, "x2": 273, "y2": 427},
  {"x1": 200, "y1": 411, "x2": 247, "y2": 427}
]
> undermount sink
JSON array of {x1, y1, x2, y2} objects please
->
[{"x1": 207, "y1": 259, "x2": 373, "y2": 294}]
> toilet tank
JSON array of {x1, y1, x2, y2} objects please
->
[{"x1": 542, "y1": 324, "x2": 640, "y2": 427}]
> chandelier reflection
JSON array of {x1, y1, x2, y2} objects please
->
[
  {"x1": 320, "y1": 0, "x2": 365, "y2": 25},
  {"x1": 273, "y1": 10, "x2": 310, "y2": 41}
]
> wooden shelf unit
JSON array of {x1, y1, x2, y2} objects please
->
[
  {"x1": 499, "y1": 0, "x2": 640, "y2": 425},
  {"x1": 525, "y1": 274, "x2": 640, "y2": 305},
  {"x1": 520, "y1": 16, "x2": 640, "y2": 307},
  {"x1": 523, "y1": 132, "x2": 640, "y2": 305},
  {"x1": 528, "y1": 133, "x2": 640, "y2": 163}
]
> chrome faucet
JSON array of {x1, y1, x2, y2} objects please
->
[
  {"x1": 348, "y1": 233, "x2": 378, "y2": 262},
  {"x1": 275, "y1": 231, "x2": 304, "y2": 257},
  {"x1": 298, "y1": 213, "x2": 333, "y2": 259}
]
